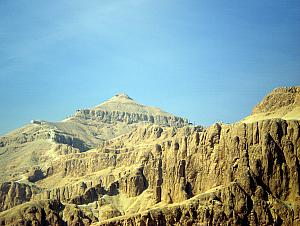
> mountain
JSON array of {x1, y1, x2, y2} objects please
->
[
  {"x1": 0, "y1": 94, "x2": 188, "y2": 183},
  {"x1": 92, "y1": 93, "x2": 173, "y2": 116},
  {"x1": 0, "y1": 87, "x2": 300, "y2": 226},
  {"x1": 242, "y1": 86, "x2": 300, "y2": 123}
]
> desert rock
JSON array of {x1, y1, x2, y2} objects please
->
[{"x1": 1, "y1": 88, "x2": 300, "y2": 225}]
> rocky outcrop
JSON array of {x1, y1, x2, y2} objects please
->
[
  {"x1": 50, "y1": 131, "x2": 90, "y2": 152},
  {"x1": 27, "y1": 168, "x2": 45, "y2": 183},
  {"x1": 252, "y1": 86, "x2": 300, "y2": 114},
  {"x1": 91, "y1": 119, "x2": 300, "y2": 225},
  {"x1": 0, "y1": 182, "x2": 37, "y2": 212},
  {"x1": 119, "y1": 167, "x2": 148, "y2": 197},
  {"x1": 243, "y1": 86, "x2": 300, "y2": 123},
  {"x1": 73, "y1": 109, "x2": 188, "y2": 127},
  {"x1": 32, "y1": 180, "x2": 119, "y2": 206},
  {"x1": 0, "y1": 199, "x2": 95, "y2": 226},
  {"x1": 0, "y1": 126, "x2": 88, "y2": 152},
  {"x1": 0, "y1": 128, "x2": 51, "y2": 147},
  {"x1": 158, "y1": 119, "x2": 300, "y2": 204},
  {"x1": 97, "y1": 182, "x2": 294, "y2": 226},
  {"x1": 17, "y1": 118, "x2": 298, "y2": 225}
]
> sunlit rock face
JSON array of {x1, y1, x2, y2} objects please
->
[{"x1": 1, "y1": 88, "x2": 300, "y2": 226}]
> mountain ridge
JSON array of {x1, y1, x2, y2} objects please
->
[
  {"x1": 0, "y1": 93, "x2": 189, "y2": 183},
  {"x1": 0, "y1": 87, "x2": 300, "y2": 226},
  {"x1": 242, "y1": 86, "x2": 300, "y2": 123}
]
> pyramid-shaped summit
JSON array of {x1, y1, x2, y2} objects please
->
[
  {"x1": 96, "y1": 93, "x2": 134, "y2": 105},
  {"x1": 71, "y1": 93, "x2": 188, "y2": 127},
  {"x1": 110, "y1": 93, "x2": 133, "y2": 100},
  {"x1": 93, "y1": 93, "x2": 172, "y2": 117}
]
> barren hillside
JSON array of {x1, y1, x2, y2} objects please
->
[{"x1": 0, "y1": 88, "x2": 300, "y2": 226}]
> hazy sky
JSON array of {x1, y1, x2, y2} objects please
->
[{"x1": 0, "y1": 0, "x2": 300, "y2": 134}]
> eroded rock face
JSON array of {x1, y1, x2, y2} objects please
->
[
  {"x1": 252, "y1": 86, "x2": 300, "y2": 114},
  {"x1": 93, "y1": 119, "x2": 300, "y2": 225},
  {"x1": 243, "y1": 86, "x2": 300, "y2": 123},
  {"x1": 0, "y1": 127, "x2": 51, "y2": 147},
  {"x1": 73, "y1": 109, "x2": 188, "y2": 128},
  {"x1": 0, "y1": 182, "x2": 35, "y2": 212},
  {"x1": 27, "y1": 168, "x2": 45, "y2": 183},
  {"x1": 2, "y1": 119, "x2": 298, "y2": 226},
  {"x1": 98, "y1": 182, "x2": 294, "y2": 226},
  {"x1": 50, "y1": 132, "x2": 90, "y2": 152},
  {"x1": 119, "y1": 167, "x2": 148, "y2": 197},
  {"x1": 173, "y1": 119, "x2": 299, "y2": 204},
  {"x1": 0, "y1": 199, "x2": 95, "y2": 226},
  {"x1": 1, "y1": 90, "x2": 300, "y2": 226}
]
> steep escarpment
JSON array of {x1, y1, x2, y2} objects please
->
[
  {"x1": 72, "y1": 109, "x2": 187, "y2": 127},
  {"x1": 67, "y1": 93, "x2": 188, "y2": 130},
  {"x1": 1, "y1": 119, "x2": 299, "y2": 225},
  {"x1": 94, "y1": 119, "x2": 300, "y2": 225},
  {"x1": 0, "y1": 87, "x2": 299, "y2": 226}
]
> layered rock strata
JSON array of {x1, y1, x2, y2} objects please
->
[{"x1": 1, "y1": 89, "x2": 299, "y2": 225}]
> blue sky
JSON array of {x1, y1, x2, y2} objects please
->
[{"x1": 0, "y1": 0, "x2": 299, "y2": 134}]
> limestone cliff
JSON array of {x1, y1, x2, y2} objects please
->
[{"x1": 0, "y1": 88, "x2": 299, "y2": 226}]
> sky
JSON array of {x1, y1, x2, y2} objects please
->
[{"x1": 0, "y1": 0, "x2": 300, "y2": 134}]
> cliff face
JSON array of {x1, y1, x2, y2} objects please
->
[
  {"x1": 73, "y1": 109, "x2": 188, "y2": 127},
  {"x1": 1, "y1": 119, "x2": 299, "y2": 225},
  {"x1": 0, "y1": 88, "x2": 299, "y2": 226},
  {"x1": 95, "y1": 119, "x2": 300, "y2": 225},
  {"x1": 91, "y1": 119, "x2": 299, "y2": 225},
  {"x1": 0, "y1": 182, "x2": 36, "y2": 212}
]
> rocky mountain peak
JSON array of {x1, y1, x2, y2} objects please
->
[
  {"x1": 92, "y1": 94, "x2": 173, "y2": 117},
  {"x1": 242, "y1": 85, "x2": 300, "y2": 123},
  {"x1": 95, "y1": 93, "x2": 137, "y2": 107},
  {"x1": 111, "y1": 93, "x2": 133, "y2": 100},
  {"x1": 252, "y1": 86, "x2": 300, "y2": 114},
  {"x1": 66, "y1": 93, "x2": 189, "y2": 139}
]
